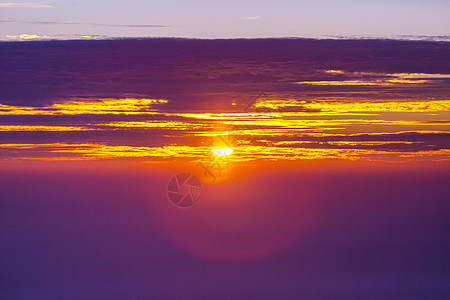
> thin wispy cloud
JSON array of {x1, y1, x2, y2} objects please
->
[
  {"x1": 5, "y1": 33, "x2": 113, "y2": 40},
  {"x1": 395, "y1": 35, "x2": 450, "y2": 42},
  {"x1": 241, "y1": 16, "x2": 260, "y2": 20},
  {"x1": 6, "y1": 34, "x2": 49, "y2": 40},
  {"x1": 0, "y1": 2, "x2": 54, "y2": 8},
  {"x1": 324, "y1": 34, "x2": 450, "y2": 42},
  {"x1": 1, "y1": 20, "x2": 169, "y2": 28}
]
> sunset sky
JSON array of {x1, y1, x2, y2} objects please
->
[
  {"x1": 1, "y1": 39, "x2": 449, "y2": 169},
  {"x1": 1, "y1": 2, "x2": 449, "y2": 299}
]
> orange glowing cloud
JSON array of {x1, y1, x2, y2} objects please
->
[{"x1": 0, "y1": 98, "x2": 168, "y2": 115}]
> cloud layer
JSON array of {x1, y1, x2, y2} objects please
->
[
  {"x1": 0, "y1": 2, "x2": 53, "y2": 8},
  {"x1": 0, "y1": 38, "x2": 449, "y2": 164}
]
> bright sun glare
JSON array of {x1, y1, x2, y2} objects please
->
[{"x1": 211, "y1": 147, "x2": 234, "y2": 156}]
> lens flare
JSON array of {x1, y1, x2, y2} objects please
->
[{"x1": 211, "y1": 147, "x2": 234, "y2": 156}]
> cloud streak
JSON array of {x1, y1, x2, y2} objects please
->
[
  {"x1": 0, "y1": 2, "x2": 53, "y2": 8},
  {"x1": 1, "y1": 20, "x2": 169, "y2": 28},
  {"x1": 241, "y1": 16, "x2": 260, "y2": 20},
  {"x1": 6, "y1": 34, "x2": 50, "y2": 40},
  {"x1": 0, "y1": 97, "x2": 448, "y2": 162}
]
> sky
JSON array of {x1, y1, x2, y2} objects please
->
[
  {"x1": 1, "y1": 0, "x2": 450, "y2": 40},
  {"x1": 1, "y1": 163, "x2": 449, "y2": 298},
  {"x1": 1, "y1": 3, "x2": 450, "y2": 298}
]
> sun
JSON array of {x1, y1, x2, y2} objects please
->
[{"x1": 211, "y1": 147, "x2": 234, "y2": 156}]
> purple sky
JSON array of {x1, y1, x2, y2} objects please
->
[
  {"x1": 1, "y1": 164, "x2": 449, "y2": 298},
  {"x1": 1, "y1": 3, "x2": 449, "y2": 297},
  {"x1": 1, "y1": 0, "x2": 449, "y2": 40},
  {"x1": 0, "y1": 40, "x2": 449, "y2": 298}
]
